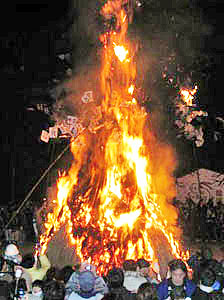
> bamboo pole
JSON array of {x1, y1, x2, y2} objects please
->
[{"x1": 4, "y1": 141, "x2": 71, "y2": 230}]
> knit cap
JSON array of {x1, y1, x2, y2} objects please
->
[
  {"x1": 79, "y1": 271, "x2": 96, "y2": 292},
  {"x1": 5, "y1": 244, "x2": 19, "y2": 256}
]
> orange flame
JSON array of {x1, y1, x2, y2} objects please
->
[
  {"x1": 39, "y1": 0, "x2": 189, "y2": 274},
  {"x1": 180, "y1": 85, "x2": 198, "y2": 106}
]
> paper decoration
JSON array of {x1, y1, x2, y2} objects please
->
[
  {"x1": 40, "y1": 130, "x2": 50, "y2": 143},
  {"x1": 40, "y1": 115, "x2": 83, "y2": 142},
  {"x1": 49, "y1": 126, "x2": 58, "y2": 138},
  {"x1": 57, "y1": 115, "x2": 79, "y2": 138},
  {"x1": 36, "y1": 103, "x2": 50, "y2": 114},
  {"x1": 57, "y1": 120, "x2": 69, "y2": 135},
  {"x1": 174, "y1": 86, "x2": 208, "y2": 147},
  {"x1": 67, "y1": 115, "x2": 78, "y2": 125},
  {"x1": 81, "y1": 91, "x2": 93, "y2": 103}
]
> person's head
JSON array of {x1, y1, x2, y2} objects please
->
[
  {"x1": 78, "y1": 270, "x2": 96, "y2": 293},
  {"x1": 106, "y1": 267, "x2": 124, "y2": 289},
  {"x1": 57, "y1": 265, "x2": 74, "y2": 284},
  {"x1": 32, "y1": 280, "x2": 44, "y2": 297},
  {"x1": 4, "y1": 243, "x2": 22, "y2": 265},
  {"x1": 137, "y1": 259, "x2": 150, "y2": 277},
  {"x1": 199, "y1": 268, "x2": 216, "y2": 287},
  {"x1": 122, "y1": 260, "x2": 137, "y2": 272},
  {"x1": 168, "y1": 259, "x2": 188, "y2": 286},
  {"x1": 43, "y1": 280, "x2": 65, "y2": 300},
  {"x1": 44, "y1": 267, "x2": 60, "y2": 282},
  {"x1": 21, "y1": 253, "x2": 35, "y2": 269},
  {"x1": 137, "y1": 283, "x2": 158, "y2": 300}
]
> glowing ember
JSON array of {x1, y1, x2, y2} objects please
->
[
  {"x1": 180, "y1": 85, "x2": 198, "y2": 106},
  {"x1": 39, "y1": 0, "x2": 189, "y2": 274}
]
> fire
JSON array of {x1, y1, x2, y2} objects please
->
[
  {"x1": 180, "y1": 85, "x2": 198, "y2": 106},
  {"x1": 39, "y1": 0, "x2": 189, "y2": 274},
  {"x1": 128, "y1": 84, "x2": 135, "y2": 95},
  {"x1": 114, "y1": 44, "x2": 129, "y2": 62},
  {"x1": 114, "y1": 209, "x2": 141, "y2": 228}
]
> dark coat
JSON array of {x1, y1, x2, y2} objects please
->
[
  {"x1": 157, "y1": 278, "x2": 196, "y2": 300},
  {"x1": 192, "y1": 287, "x2": 224, "y2": 300}
]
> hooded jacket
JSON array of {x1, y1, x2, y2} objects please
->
[{"x1": 157, "y1": 278, "x2": 196, "y2": 300}]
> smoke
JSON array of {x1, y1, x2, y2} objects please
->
[
  {"x1": 50, "y1": 1, "x2": 213, "y2": 184},
  {"x1": 69, "y1": 0, "x2": 103, "y2": 68},
  {"x1": 126, "y1": 1, "x2": 213, "y2": 177},
  {"x1": 51, "y1": 0, "x2": 212, "y2": 176}
]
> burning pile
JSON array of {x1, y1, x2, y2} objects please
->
[{"x1": 39, "y1": 0, "x2": 189, "y2": 274}]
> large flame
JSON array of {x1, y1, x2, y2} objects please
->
[{"x1": 40, "y1": 0, "x2": 189, "y2": 274}]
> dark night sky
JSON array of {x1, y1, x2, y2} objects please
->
[
  {"x1": 1, "y1": 1, "x2": 70, "y2": 206},
  {"x1": 1, "y1": 0, "x2": 222, "y2": 112},
  {"x1": 198, "y1": 0, "x2": 224, "y2": 114},
  {"x1": 1, "y1": 1, "x2": 69, "y2": 29},
  {"x1": 1, "y1": 0, "x2": 223, "y2": 109},
  {"x1": 1, "y1": 0, "x2": 224, "y2": 207}
]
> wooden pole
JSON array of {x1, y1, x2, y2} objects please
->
[{"x1": 4, "y1": 141, "x2": 71, "y2": 230}]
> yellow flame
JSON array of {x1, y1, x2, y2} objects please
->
[
  {"x1": 114, "y1": 44, "x2": 129, "y2": 62},
  {"x1": 180, "y1": 85, "x2": 198, "y2": 106},
  {"x1": 128, "y1": 84, "x2": 135, "y2": 95},
  {"x1": 114, "y1": 209, "x2": 141, "y2": 228}
]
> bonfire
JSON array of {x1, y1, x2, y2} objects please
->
[{"x1": 39, "y1": 0, "x2": 189, "y2": 276}]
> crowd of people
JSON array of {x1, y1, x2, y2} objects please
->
[
  {"x1": 0, "y1": 205, "x2": 37, "y2": 243},
  {"x1": 173, "y1": 198, "x2": 224, "y2": 241},
  {"x1": 0, "y1": 241, "x2": 224, "y2": 300}
]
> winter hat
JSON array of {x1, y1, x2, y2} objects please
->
[
  {"x1": 79, "y1": 271, "x2": 96, "y2": 292},
  {"x1": 107, "y1": 267, "x2": 124, "y2": 289},
  {"x1": 5, "y1": 244, "x2": 19, "y2": 256},
  {"x1": 4, "y1": 244, "x2": 21, "y2": 264}
]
